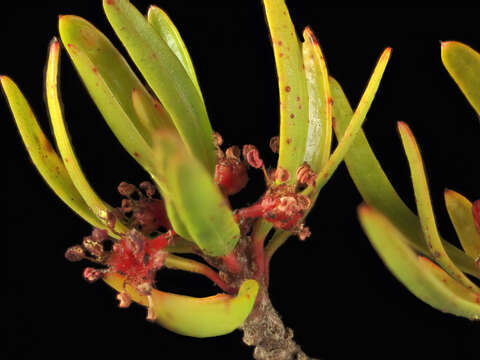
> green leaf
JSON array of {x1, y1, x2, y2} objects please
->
[
  {"x1": 329, "y1": 76, "x2": 480, "y2": 279},
  {"x1": 301, "y1": 27, "x2": 332, "y2": 173},
  {"x1": 441, "y1": 41, "x2": 480, "y2": 117},
  {"x1": 147, "y1": 6, "x2": 203, "y2": 99},
  {"x1": 58, "y1": 15, "x2": 156, "y2": 175},
  {"x1": 154, "y1": 131, "x2": 240, "y2": 257},
  {"x1": 358, "y1": 204, "x2": 480, "y2": 320},
  {"x1": 310, "y1": 48, "x2": 391, "y2": 195},
  {"x1": 105, "y1": 273, "x2": 259, "y2": 337},
  {"x1": 45, "y1": 38, "x2": 128, "y2": 234},
  {"x1": 1, "y1": 75, "x2": 108, "y2": 233},
  {"x1": 444, "y1": 190, "x2": 480, "y2": 259},
  {"x1": 263, "y1": 0, "x2": 309, "y2": 183},
  {"x1": 398, "y1": 121, "x2": 479, "y2": 292},
  {"x1": 103, "y1": 0, "x2": 216, "y2": 174}
]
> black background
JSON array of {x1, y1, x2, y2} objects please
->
[{"x1": 4, "y1": 2, "x2": 479, "y2": 359}]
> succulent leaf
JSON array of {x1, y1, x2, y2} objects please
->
[
  {"x1": 1, "y1": 75, "x2": 110, "y2": 234},
  {"x1": 444, "y1": 190, "x2": 480, "y2": 259},
  {"x1": 310, "y1": 48, "x2": 391, "y2": 194},
  {"x1": 358, "y1": 205, "x2": 480, "y2": 320},
  {"x1": 58, "y1": 15, "x2": 156, "y2": 175},
  {"x1": 398, "y1": 122, "x2": 480, "y2": 293},
  {"x1": 263, "y1": 0, "x2": 309, "y2": 184},
  {"x1": 153, "y1": 130, "x2": 240, "y2": 257},
  {"x1": 301, "y1": 27, "x2": 332, "y2": 173},
  {"x1": 330, "y1": 76, "x2": 480, "y2": 279},
  {"x1": 103, "y1": 0, "x2": 216, "y2": 174},
  {"x1": 147, "y1": 5, "x2": 203, "y2": 99},
  {"x1": 46, "y1": 38, "x2": 128, "y2": 233},
  {"x1": 441, "y1": 41, "x2": 480, "y2": 117},
  {"x1": 105, "y1": 273, "x2": 259, "y2": 337}
]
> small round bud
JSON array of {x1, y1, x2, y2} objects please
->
[
  {"x1": 269, "y1": 136, "x2": 279, "y2": 153},
  {"x1": 274, "y1": 167, "x2": 290, "y2": 182},
  {"x1": 117, "y1": 182, "x2": 136, "y2": 197},
  {"x1": 116, "y1": 291, "x2": 132, "y2": 308},
  {"x1": 65, "y1": 245, "x2": 85, "y2": 262},
  {"x1": 139, "y1": 181, "x2": 156, "y2": 198},
  {"x1": 243, "y1": 144, "x2": 263, "y2": 169},
  {"x1": 91, "y1": 228, "x2": 108, "y2": 243},
  {"x1": 82, "y1": 236, "x2": 104, "y2": 258},
  {"x1": 298, "y1": 225, "x2": 311, "y2": 241},
  {"x1": 83, "y1": 267, "x2": 104, "y2": 282},
  {"x1": 225, "y1": 145, "x2": 241, "y2": 159},
  {"x1": 296, "y1": 162, "x2": 317, "y2": 187}
]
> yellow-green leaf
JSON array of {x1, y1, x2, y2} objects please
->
[
  {"x1": 398, "y1": 121, "x2": 480, "y2": 293},
  {"x1": 103, "y1": 0, "x2": 216, "y2": 174},
  {"x1": 358, "y1": 204, "x2": 480, "y2": 320},
  {"x1": 441, "y1": 41, "x2": 480, "y2": 117},
  {"x1": 45, "y1": 38, "x2": 127, "y2": 234},
  {"x1": 154, "y1": 131, "x2": 240, "y2": 256},
  {"x1": 1, "y1": 75, "x2": 107, "y2": 233},
  {"x1": 302, "y1": 27, "x2": 332, "y2": 173},
  {"x1": 444, "y1": 189, "x2": 480, "y2": 259},
  {"x1": 263, "y1": 0, "x2": 309, "y2": 183},
  {"x1": 147, "y1": 5, "x2": 203, "y2": 99},
  {"x1": 105, "y1": 273, "x2": 259, "y2": 337},
  {"x1": 329, "y1": 76, "x2": 480, "y2": 279},
  {"x1": 59, "y1": 15, "x2": 155, "y2": 175}
]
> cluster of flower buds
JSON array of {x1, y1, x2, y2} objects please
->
[{"x1": 117, "y1": 181, "x2": 171, "y2": 235}]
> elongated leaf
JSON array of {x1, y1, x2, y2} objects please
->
[
  {"x1": 263, "y1": 0, "x2": 309, "y2": 183},
  {"x1": 59, "y1": 16, "x2": 156, "y2": 175},
  {"x1": 46, "y1": 38, "x2": 127, "y2": 234},
  {"x1": 1, "y1": 75, "x2": 107, "y2": 232},
  {"x1": 105, "y1": 273, "x2": 259, "y2": 337},
  {"x1": 311, "y1": 48, "x2": 391, "y2": 194},
  {"x1": 103, "y1": 0, "x2": 216, "y2": 174},
  {"x1": 131, "y1": 87, "x2": 175, "y2": 135},
  {"x1": 444, "y1": 190, "x2": 480, "y2": 259},
  {"x1": 359, "y1": 204, "x2": 480, "y2": 320},
  {"x1": 441, "y1": 41, "x2": 480, "y2": 117},
  {"x1": 330, "y1": 76, "x2": 480, "y2": 279},
  {"x1": 302, "y1": 27, "x2": 332, "y2": 173},
  {"x1": 154, "y1": 131, "x2": 240, "y2": 256},
  {"x1": 147, "y1": 6, "x2": 203, "y2": 98},
  {"x1": 398, "y1": 122, "x2": 479, "y2": 292}
]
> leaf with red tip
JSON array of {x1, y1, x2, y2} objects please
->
[
  {"x1": 104, "y1": 273, "x2": 259, "y2": 337},
  {"x1": 398, "y1": 122, "x2": 480, "y2": 293},
  {"x1": 441, "y1": 41, "x2": 480, "y2": 117},
  {"x1": 45, "y1": 38, "x2": 128, "y2": 234},
  {"x1": 329, "y1": 76, "x2": 480, "y2": 279},
  {"x1": 263, "y1": 0, "x2": 309, "y2": 184},
  {"x1": 444, "y1": 190, "x2": 480, "y2": 259},
  {"x1": 358, "y1": 204, "x2": 480, "y2": 320}
]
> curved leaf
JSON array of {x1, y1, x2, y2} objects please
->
[
  {"x1": 441, "y1": 41, "x2": 480, "y2": 117},
  {"x1": 59, "y1": 15, "x2": 155, "y2": 175},
  {"x1": 330, "y1": 76, "x2": 480, "y2": 279},
  {"x1": 398, "y1": 122, "x2": 479, "y2": 292},
  {"x1": 131, "y1": 87, "x2": 174, "y2": 136},
  {"x1": 147, "y1": 6, "x2": 203, "y2": 99},
  {"x1": 302, "y1": 27, "x2": 332, "y2": 173},
  {"x1": 154, "y1": 130, "x2": 240, "y2": 257},
  {"x1": 444, "y1": 190, "x2": 480, "y2": 259},
  {"x1": 103, "y1": 0, "x2": 216, "y2": 174},
  {"x1": 359, "y1": 204, "x2": 480, "y2": 320},
  {"x1": 1, "y1": 75, "x2": 107, "y2": 232},
  {"x1": 105, "y1": 273, "x2": 259, "y2": 337},
  {"x1": 263, "y1": 0, "x2": 309, "y2": 183},
  {"x1": 45, "y1": 38, "x2": 127, "y2": 234}
]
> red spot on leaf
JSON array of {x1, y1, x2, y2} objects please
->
[
  {"x1": 286, "y1": 138, "x2": 291, "y2": 144},
  {"x1": 285, "y1": 86, "x2": 291, "y2": 92},
  {"x1": 290, "y1": 113, "x2": 295, "y2": 119},
  {"x1": 106, "y1": 0, "x2": 115, "y2": 5},
  {"x1": 134, "y1": 152, "x2": 140, "y2": 158},
  {"x1": 279, "y1": 53, "x2": 284, "y2": 57},
  {"x1": 92, "y1": 67, "x2": 98, "y2": 74},
  {"x1": 278, "y1": 41, "x2": 283, "y2": 46}
]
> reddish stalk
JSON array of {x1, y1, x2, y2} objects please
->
[
  {"x1": 251, "y1": 219, "x2": 273, "y2": 281},
  {"x1": 221, "y1": 251, "x2": 242, "y2": 274}
]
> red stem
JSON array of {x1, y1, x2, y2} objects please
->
[
  {"x1": 221, "y1": 251, "x2": 241, "y2": 274},
  {"x1": 202, "y1": 266, "x2": 235, "y2": 294}
]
